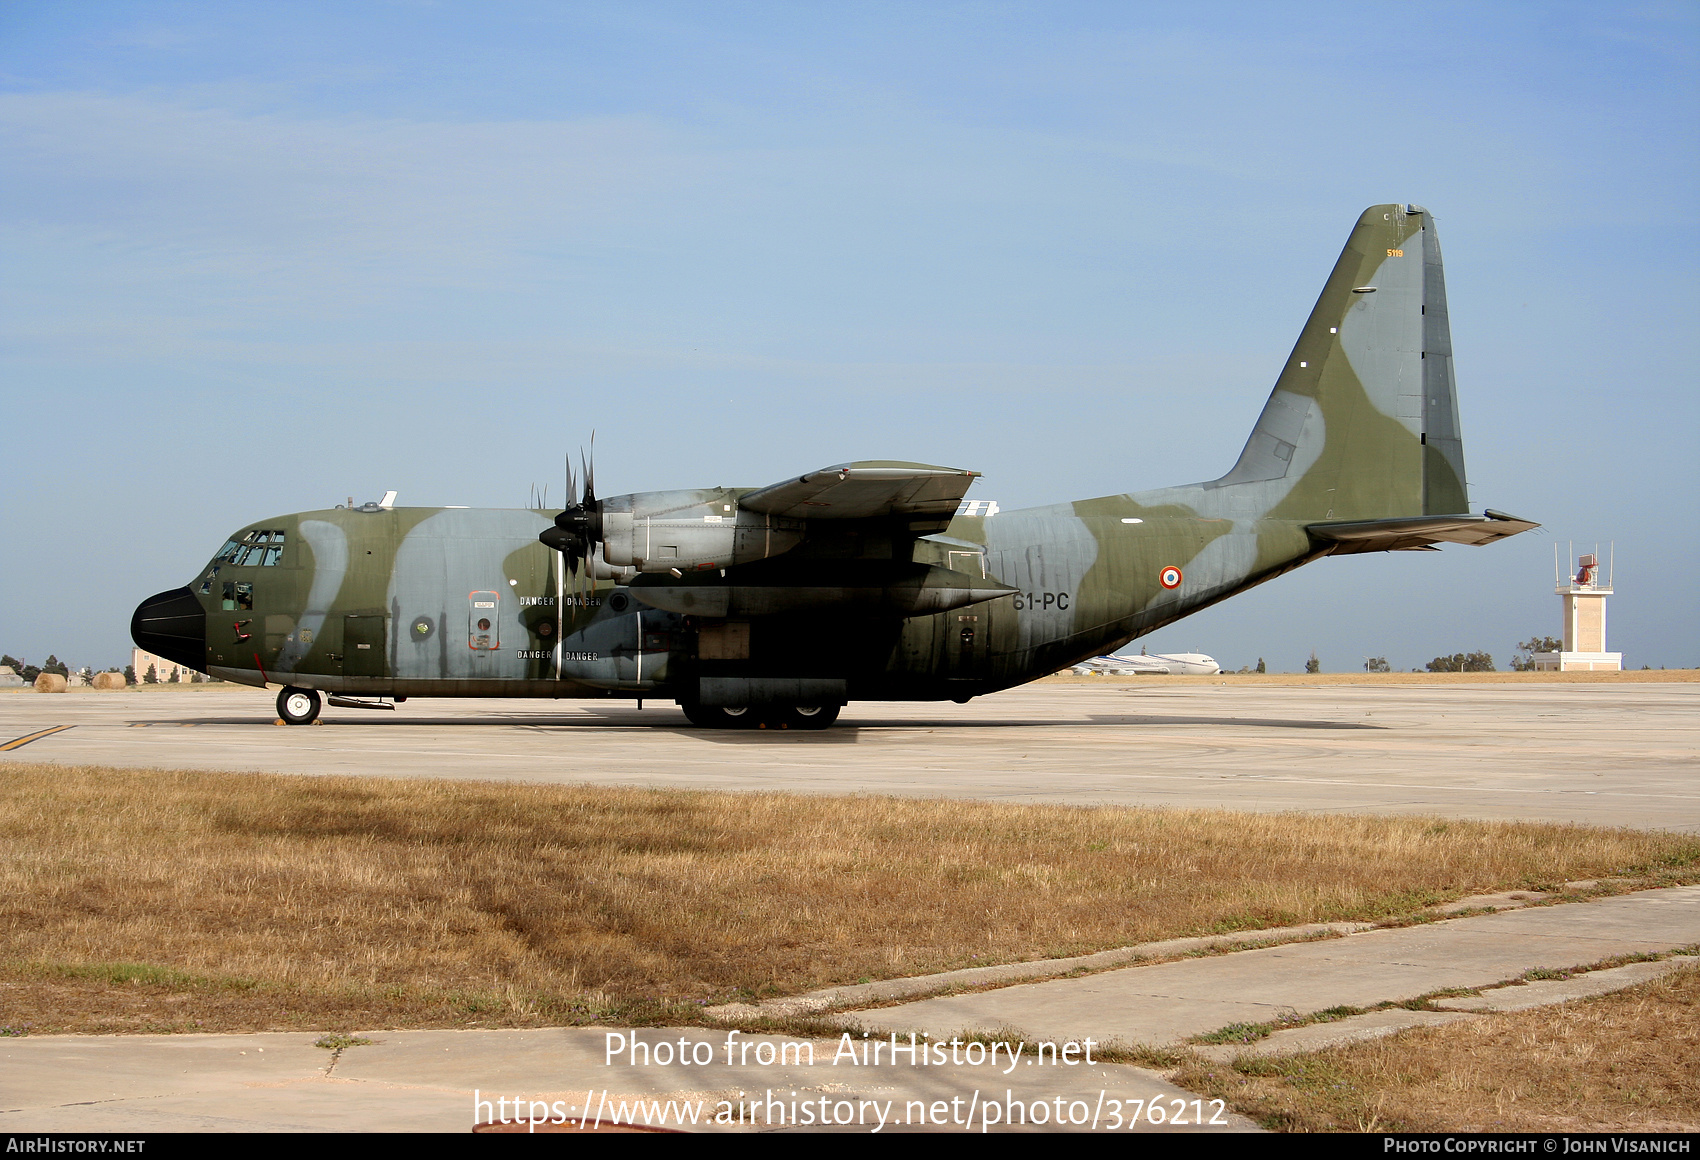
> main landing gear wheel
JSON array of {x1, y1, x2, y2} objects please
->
[
  {"x1": 766, "y1": 703, "x2": 842, "y2": 730},
  {"x1": 679, "y1": 701, "x2": 844, "y2": 729},
  {"x1": 277, "y1": 686, "x2": 321, "y2": 725},
  {"x1": 679, "y1": 702, "x2": 758, "y2": 729}
]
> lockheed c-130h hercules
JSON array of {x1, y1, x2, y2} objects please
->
[{"x1": 132, "y1": 205, "x2": 1536, "y2": 729}]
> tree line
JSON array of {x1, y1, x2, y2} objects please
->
[{"x1": 1, "y1": 654, "x2": 215, "y2": 686}]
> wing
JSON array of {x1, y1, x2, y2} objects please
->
[
  {"x1": 739, "y1": 460, "x2": 979, "y2": 528},
  {"x1": 615, "y1": 461, "x2": 1004, "y2": 618}
]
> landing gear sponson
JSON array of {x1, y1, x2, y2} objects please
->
[{"x1": 270, "y1": 685, "x2": 837, "y2": 729}]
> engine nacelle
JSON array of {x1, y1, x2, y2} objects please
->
[{"x1": 600, "y1": 489, "x2": 805, "y2": 574}]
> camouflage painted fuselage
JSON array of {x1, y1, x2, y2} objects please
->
[{"x1": 134, "y1": 206, "x2": 1533, "y2": 708}]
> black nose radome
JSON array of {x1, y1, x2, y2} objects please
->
[{"x1": 131, "y1": 587, "x2": 207, "y2": 672}]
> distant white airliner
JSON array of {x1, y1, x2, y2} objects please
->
[{"x1": 1070, "y1": 652, "x2": 1221, "y2": 676}]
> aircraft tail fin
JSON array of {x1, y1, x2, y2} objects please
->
[{"x1": 1213, "y1": 204, "x2": 1468, "y2": 522}]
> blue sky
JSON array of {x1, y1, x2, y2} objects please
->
[{"x1": 3, "y1": 1, "x2": 1696, "y2": 672}]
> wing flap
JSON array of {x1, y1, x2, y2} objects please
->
[
  {"x1": 739, "y1": 461, "x2": 979, "y2": 521},
  {"x1": 1308, "y1": 510, "x2": 1539, "y2": 554}
]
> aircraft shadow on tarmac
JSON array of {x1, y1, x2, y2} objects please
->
[
  {"x1": 138, "y1": 712, "x2": 1388, "y2": 739},
  {"x1": 1083, "y1": 713, "x2": 1385, "y2": 730}
]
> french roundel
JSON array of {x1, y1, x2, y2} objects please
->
[{"x1": 1159, "y1": 566, "x2": 1183, "y2": 589}]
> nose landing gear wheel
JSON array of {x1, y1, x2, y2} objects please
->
[{"x1": 277, "y1": 686, "x2": 321, "y2": 725}]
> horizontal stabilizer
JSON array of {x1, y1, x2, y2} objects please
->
[
  {"x1": 1308, "y1": 510, "x2": 1539, "y2": 554},
  {"x1": 741, "y1": 461, "x2": 978, "y2": 521}
]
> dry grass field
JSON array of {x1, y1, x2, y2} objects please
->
[
  {"x1": 1169, "y1": 964, "x2": 1700, "y2": 1132},
  {"x1": 1, "y1": 762, "x2": 1696, "y2": 1035}
]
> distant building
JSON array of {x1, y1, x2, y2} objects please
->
[
  {"x1": 1532, "y1": 547, "x2": 1622, "y2": 672},
  {"x1": 131, "y1": 648, "x2": 202, "y2": 684}
]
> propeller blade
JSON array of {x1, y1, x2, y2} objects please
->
[{"x1": 539, "y1": 438, "x2": 604, "y2": 604}]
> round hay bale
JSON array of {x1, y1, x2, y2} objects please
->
[
  {"x1": 34, "y1": 672, "x2": 68, "y2": 693},
  {"x1": 91, "y1": 671, "x2": 127, "y2": 691}
]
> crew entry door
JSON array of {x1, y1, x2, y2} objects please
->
[{"x1": 342, "y1": 615, "x2": 387, "y2": 678}]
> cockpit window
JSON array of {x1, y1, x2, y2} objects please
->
[{"x1": 216, "y1": 529, "x2": 287, "y2": 566}]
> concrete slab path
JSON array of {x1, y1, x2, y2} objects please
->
[{"x1": 850, "y1": 886, "x2": 1700, "y2": 1047}]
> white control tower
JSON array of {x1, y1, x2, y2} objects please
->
[{"x1": 1532, "y1": 544, "x2": 1622, "y2": 671}]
